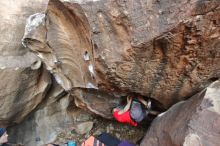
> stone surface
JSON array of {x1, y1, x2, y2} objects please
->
[
  {"x1": 22, "y1": 0, "x2": 121, "y2": 118},
  {"x1": 80, "y1": 0, "x2": 220, "y2": 108},
  {"x1": 73, "y1": 121, "x2": 94, "y2": 135},
  {"x1": 140, "y1": 80, "x2": 220, "y2": 146},
  {"x1": 8, "y1": 81, "x2": 76, "y2": 146},
  {"x1": 22, "y1": 0, "x2": 96, "y2": 91},
  {"x1": 72, "y1": 88, "x2": 120, "y2": 119},
  {"x1": 23, "y1": 0, "x2": 220, "y2": 109},
  {"x1": 0, "y1": 0, "x2": 51, "y2": 126}
]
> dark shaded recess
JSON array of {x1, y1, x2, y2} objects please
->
[{"x1": 208, "y1": 77, "x2": 219, "y2": 82}]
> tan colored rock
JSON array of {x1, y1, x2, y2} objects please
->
[
  {"x1": 0, "y1": 0, "x2": 51, "y2": 126},
  {"x1": 22, "y1": 0, "x2": 121, "y2": 118},
  {"x1": 72, "y1": 88, "x2": 120, "y2": 119},
  {"x1": 22, "y1": 0, "x2": 96, "y2": 91},
  {"x1": 140, "y1": 80, "x2": 220, "y2": 146},
  {"x1": 7, "y1": 79, "x2": 78, "y2": 146},
  {"x1": 81, "y1": 0, "x2": 220, "y2": 108},
  {"x1": 73, "y1": 121, "x2": 93, "y2": 135},
  {"x1": 23, "y1": 0, "x2": 220, "y2": 110}
]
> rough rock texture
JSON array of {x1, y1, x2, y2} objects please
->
[
  {"x1": 8, "y1": 79, "x2": 75, "y2": 146},
  {"x1": 140, "y1": 80, "x2": 220, "y2": 146},
  {"x1": 23, "y1": 0, "x2": 220, "y2": 110},
  {"x1": 80, "y1": 0, "x2": 220, "y2": 108},
  {"x1": 0, "y1": 0, "x2": 51, "y2": 126}
]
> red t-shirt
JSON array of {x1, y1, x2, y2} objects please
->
[{"x1": 113, "y1": 110, "x2": 137, "y2": 126}]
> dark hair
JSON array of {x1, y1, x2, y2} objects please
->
[{"x1": 51, "y1": 144, "x2": 60, "y2": 146}]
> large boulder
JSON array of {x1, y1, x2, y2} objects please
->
[
  {"x1": 23, "y1": 0, "x2": 220, "y2": 109},
  {"x1": 80, "y1": 0, "x2": 220, "y2": 108},
  {"x1": 8, "y1": 95, "x2": 82, "y2": 146},
  {"x1": 140, "y1": 80, "x2": 220, "y2": 146},
  {"x1": 0, "y1": 0, "x2": 51, "y2": 126},
  {"x1": 7, "y1": 79, "x2": 81, "y2": 146}
]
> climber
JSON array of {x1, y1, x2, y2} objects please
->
[
  {"x1": 113, "y1": 96, "x2": 137, "y2": 126},
  {"x1": 0, "y1": 128, "x2": 9, "y2": 146},
  {"x1": 112, "y1": 95, "x2": 159, "y2": 126}
]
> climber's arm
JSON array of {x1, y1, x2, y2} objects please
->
[{"x1": 118, "y1": 96, "x2": 132, "y2": 115}]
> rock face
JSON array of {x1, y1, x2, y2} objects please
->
[
  {"x1": 0, "y1": 0, "x2": 51, "y2": 126},
  {"x1": 140, "y1": 80, "x2": 220, "y2": 146},
  {"x1": 8, "y1": 92, "x2": 91, "y2": 146},
  {"x1": 23, "y1": 0, "x2": 220, "y2": 109},
  {"x1": 22, "y1": 0, "x2": 121, "y2": 119},
  {"x1": 22, "y1": 0, "x2": 95, "y2": 91},
  {"x1": 79, "y1": 0, "x2": 220, "y2": 108}
]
